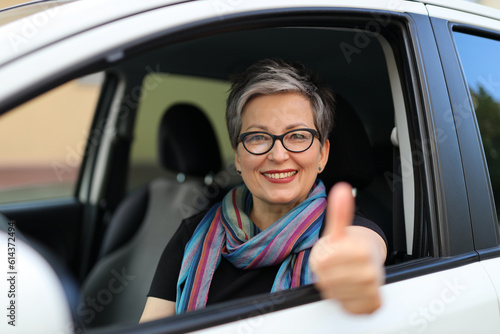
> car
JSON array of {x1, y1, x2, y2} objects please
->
[{"x1": 1, "y1": 0, "x2": 500, "y2": 332}]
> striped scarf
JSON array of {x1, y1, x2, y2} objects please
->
[{"x1": 176, "y1": 180, "x2": 327, "y2": 314}]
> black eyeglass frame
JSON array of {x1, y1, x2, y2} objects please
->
[{"x1": 238, "y1": 128, "x2": 320, "y2": 155}]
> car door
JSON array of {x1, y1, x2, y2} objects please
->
[
  {"x1": 1, "y1": 1, "x2": 500, "y2": 334},
  {"x1": 426, "y1": 0, "x2": 500, "y2": 317}
]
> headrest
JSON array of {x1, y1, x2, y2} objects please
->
[
  {"x1": 320, "y1": 95, "x2": 375, "y2": 190},
  {"x1": 158, "y1": 103, "x2": 222, "y2": 177}
]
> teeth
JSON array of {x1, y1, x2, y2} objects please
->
[{"x1": 264, "y1": 171, "x2": 297, "y2": 179}]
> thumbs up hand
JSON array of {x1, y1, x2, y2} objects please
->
[{"x1": 309, "y1": 182, "x2": 387, "y2": 314}]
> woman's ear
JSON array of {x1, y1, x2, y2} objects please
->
[
  {"x1": 319, "y1": 139, "x2": 330, "y2": 171},
  {"x1": 233, "y1": 148, "x2": 241, "y2": 172}
]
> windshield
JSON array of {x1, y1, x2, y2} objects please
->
[{"x1": 0, "y1": 0, "x2": 76, "y2": 26}]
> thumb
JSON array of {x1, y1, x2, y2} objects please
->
[{"x1": 323, "y1": 182, "x2": 355, "y2": 242}]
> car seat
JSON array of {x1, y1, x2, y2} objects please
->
[
  {"x1": 79, "y1": 103, "x2": 223, "y2": 328},
  {"x1": 320, "y1": 95, "x2": 376, "y2": 190},
  {"x1": 320, "y1": 95, "x2": 393, "y2": 253}
]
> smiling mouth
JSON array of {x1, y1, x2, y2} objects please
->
[{"x1": 262, "y1": 171, "x2": 297, "y2": 179}]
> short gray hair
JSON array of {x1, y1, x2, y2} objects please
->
[{"x1": 226, "y1": 59, "x2": 335, "y2": 149}]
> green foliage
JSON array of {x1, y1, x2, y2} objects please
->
[{"x1": 471, "y1": 85, "x2": 500, "y2": 218}]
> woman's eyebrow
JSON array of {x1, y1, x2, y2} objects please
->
[
  {"x1": 243, "y1": 124, "x2": 268, "y2": 132},
  {"x1": 284, "y1": 123, "x2": 310, "y2": 130},
  {"x1": 244, "y1": 123, "x2": 311, "y2": 132}
]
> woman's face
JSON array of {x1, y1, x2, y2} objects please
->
[{"x1": 234, "y1": 92, "x2": 330, "y2": 211}]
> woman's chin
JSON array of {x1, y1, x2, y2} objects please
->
[{"x1": 261, "y1": 191, "x2": 307, "y2": 208}]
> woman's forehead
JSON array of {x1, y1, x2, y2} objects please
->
[{"x1": 241, "y1": 93, "x2": 315, "y2": 131}]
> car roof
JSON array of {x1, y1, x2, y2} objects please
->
[
  {"x1": 0, "y1": 0, "x2": 183, "y2": 66},
  {"x1": 0, "y1": 0, "x2": 498, "y2": 68},
  {"x1": 414, "y1": 0, "x2": 500, "y2": 21}
]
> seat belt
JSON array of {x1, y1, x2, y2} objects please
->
[{"x1": 389, "y1": 127, "x2": 407, "y2": 264}]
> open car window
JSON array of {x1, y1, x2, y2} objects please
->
[{"x1": 126, "y1": 25, "x2": 403, "y2": 255}]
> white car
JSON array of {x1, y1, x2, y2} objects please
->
[{"x1": 1, "y1": 0, "x2": 500, "y2": 333}]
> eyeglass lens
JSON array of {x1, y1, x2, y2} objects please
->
[{"x1": 242, "y1": 129, "x2": 315, "y2": 154}]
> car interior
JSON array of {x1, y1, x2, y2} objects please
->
[
  {"x1": 1, "y1": 21, "x2": 428, "y2": 330},
  {"x1": 76, "y1": 25, "x2": 417, "y2": 328}
]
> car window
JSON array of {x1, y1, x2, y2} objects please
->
[
  {"x1": 112, "y1": 21, "x2": 433, "y2": 330},
  {"x1": 0, "y1": 73, "x2": 103, "y2": 203},
  {"x1": 453, "y1": 32, "x2": 500, "y2": 221},
  {"x1": 121, "y1": 25, "x2": 416, "y2": 264}
]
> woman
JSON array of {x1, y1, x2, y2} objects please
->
[{"x1": 140, "y1": 59, "x2": 387, "y2": 322}]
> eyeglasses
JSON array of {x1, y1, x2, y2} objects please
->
[{"x1": 239, "y1": 128, "x2": 319, "y2": 155}]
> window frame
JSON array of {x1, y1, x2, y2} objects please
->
[
  {"x1": 107, "y1": 9, "x2": 478, "y2": 332},
  {"x1": 401, "y1": 13, "x2": 476, "y2": 258},
  {"x1": 431, "y1": 17, "x2": 500, "y2": 254}
]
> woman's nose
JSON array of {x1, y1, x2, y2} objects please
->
[{"x1": 267, "y1": 139, "x2": 289, "y2": 161}]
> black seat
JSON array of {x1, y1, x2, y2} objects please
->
[
  {"x1": 320, "y1": 95, "x2": 375, "y2": 191},
  {"x1": 79, "y1": 103, "x2": 223, "y2": 328},
  {"x1": 320, "y1": 95, "x2": 393, "y2": 252}
]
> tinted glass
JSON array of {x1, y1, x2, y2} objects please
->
[{"x1": 454, "y1": 32, "x2": 500, "y2": 220}]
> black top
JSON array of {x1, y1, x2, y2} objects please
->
[{"x1": 148, "y1": 209, "x2": 386, "y2": 305}]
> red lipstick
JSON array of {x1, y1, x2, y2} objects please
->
[{"x1": 261, "y1": 169, "x2": 297, "y2": 183}]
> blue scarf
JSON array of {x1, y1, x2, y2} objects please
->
[{"x1": 176, "y1": 180, "x2": 327, "y2": 313}]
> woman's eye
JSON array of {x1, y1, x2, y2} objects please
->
[
  {"x1": 289, "y1": 132, "x2": 308, "y2": 141},
  {"x1": 246, "y1": 134, "x2": 267, "y2": 142}
]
